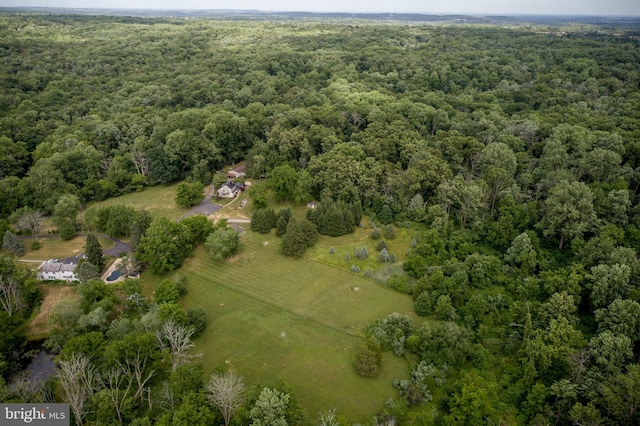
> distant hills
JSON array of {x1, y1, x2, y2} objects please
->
[{"x1": 1, "y1": 7, "x2": 640, "y2": 27}]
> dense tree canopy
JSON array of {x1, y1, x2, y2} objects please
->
[{"x1": 1, "y1": 12, "x2": 640, "y2": 425}]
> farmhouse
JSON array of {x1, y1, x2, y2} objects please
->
[
  {"x1": 37, "y1": 260, "x2": 79, "y2": 282},
  {"x1": 217, "y1": 181, "x2": 240, "y2": 198},
  {"x1": 226, "y1": 164, "x2": 246, "y2": 179}
]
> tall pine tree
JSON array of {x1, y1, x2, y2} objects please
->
[{"x1": 85, "y1": 233, "x2": 105, "y2": 271}]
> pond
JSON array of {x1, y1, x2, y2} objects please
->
[
  {"x1": 18, "y1": 340, "x2": 56, "y2": 384},
  {"x1": 106, "y1": 269, "x2": 124, "y2": 282},
  {"x1": 25, "y1": 348, "x2": 56, "y2": 383}
]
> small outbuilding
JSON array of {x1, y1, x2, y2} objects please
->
[{"x1": 226, "y1": 164, "x2": 246, "y2": 179}]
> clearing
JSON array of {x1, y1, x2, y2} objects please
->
[
  {"x1": 26, "y1": 284, "x2": 77, "y2": 340},
  {"x1": 84, "y1": 182, "x2": 187, "y2": 221},
  {"x1": 143, "y1": 230, "x2": 417, "y2": 422}
]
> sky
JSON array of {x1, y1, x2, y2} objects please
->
[{"x1": 1, "y1": 0, "x2": 639, "y2": 16}]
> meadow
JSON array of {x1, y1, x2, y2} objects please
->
[
  {"x1": 144, "y1": 230, "x2": 418, "y2": 422},
  {"x1": 84, "y1": 183, "x2": 188, "y2": 221}
]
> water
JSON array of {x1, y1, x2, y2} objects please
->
[
  {"x1": 25, "y1": 349, "x2": 56, "y2": 383},
  {"x1": 106, "y1": 269, "x2": 123, "y2": 282}
]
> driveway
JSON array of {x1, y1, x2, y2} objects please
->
[
  {"x1": 59, "y1": 233, "x2": 131, "y2": 263},
  {"x1": 180, "y1": 184, "x2": 222, "y2": 220}
]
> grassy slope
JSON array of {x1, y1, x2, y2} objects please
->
[
  {"x1": 83, "y1": 182, "x2": 188, "y2": 221},
  {"x1": 15, "y1": 236, "x2": 113, "y2": 261},
  {"x1": 144, "y1": 230, "x2": 417, "y2": 422}
]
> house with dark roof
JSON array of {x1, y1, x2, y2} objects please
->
[
  {"x1": 217, "y1": 181, "x2": 240, "y2": 199},
  {"x1": 37, "y1": 260, "x2": 79, "y2": 282}
]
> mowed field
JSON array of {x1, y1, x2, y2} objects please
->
[
  {"x1": 144, "y1": 230, "x2": 417, "y2": 422},
  {"x1": 84, "y1": 183, "x2": 187, "y2": 220}
]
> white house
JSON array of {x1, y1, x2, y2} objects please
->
[
  {"x1": 217, "y1": 182, "x2": 239, "y2": 199},
  {"x1": 37, "y1": 261, "x2": 79, "y2": 282}
]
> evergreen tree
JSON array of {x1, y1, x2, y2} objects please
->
[
  {"x1": 309, "y1": 199, "x2": 355, "y2": 237},
  {"x1": 84, "y1": 233, "x2": 104, "y2": 271},
  {"x1": 378, "y1": 205, "x2": 394, "y2": 225},
  {"x1": 2, "y1": 230, "x2": 25, "y2": 256},
  {"x1": 282, "y1": 218, "x2": 317, "y2": 258},
  {"x1": 376, "y1": 240, "x2": 388, "y2": 251},
  {"x1": 275, "y1": 208, "x2": 292, "y2": 237},
  {"x1": 352, "y1": 201, "x2": 363, "y2": 226},
  {"x1": 251, "y1": 208, "x2": 277, "y2": 234},
  {"x1": 384, "y1": 224, "x2": 397, "y2": 240}
]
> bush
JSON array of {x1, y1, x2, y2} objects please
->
[
  {"x1": 156, "y1": 279, "x2": 180, "y2": 304},
  {"x1": 30, "y1": 240, "x2": 41, "y2": 250},
  {"x1": 58, "y1": 221, "x2": 75, "y2": 240},
  {"x1": 345, "y1": 253, "x2": 351, "y2": 261},
  {"x1": 354, "y1": 340, "x2": 381, "y2": 377},
  {"x1": 386, "y1": 276, "x2": 413, "y2": 294},
  {"x1": 376, "y1": 240, "x2": 388, "y2": 251},
  {"x1": 379, "y1": 248, "x2": 389, "y2": 263},
  {"x1": 350, "y1": 265, "x2": 361, "y2": 273},
  {"x1": 414, "y1": 291, "x2": 431, "y2": 316},
  {"x1": 329, "y1": 247, "x2": 335, "y2": 254},
  {"x1": 187, "y1": 308, "x2": 207, "y2": 335},
  {"x1": 355, "y1": 247, "x2": 369, "y2": 259},
  {"x1": 370, "y1": 228, "x2": 381, "y2": 240},
  {"x1": 2, "y1": 230, "x2": 25, "y2": 256},
  {"x1": 384, "y1": 224, "x2": 396, "y2": 240}
]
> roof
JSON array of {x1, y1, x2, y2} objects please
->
[
  {"x1": 219, "y1": 182, "x2": 239, "y2": 191},
  {"x1": 227, "y1": 164, "x2": 246, "y2": 177},
  {"x1": 39, "y1": 262, "x2": 77, "y2": 273}
]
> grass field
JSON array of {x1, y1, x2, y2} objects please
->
[
  {"x1": 14, "y1": 236, "x2": 113, "y2": 261},
  {"x1": 24, "y1": 284, "x2": 77, "y2": 340},
  {"x1": 84, "y1": 183, "x2": 188, "y2": 220},
  {"x1": 143, "y1": 231, "x2": 418, "y2": 422}
]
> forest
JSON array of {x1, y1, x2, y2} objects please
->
[{"x1": 1, "y1": 11, "x2": 640, "y2": 425}]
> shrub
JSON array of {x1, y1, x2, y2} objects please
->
[
  {"x1": 350, "y1": 265, "x2": 361, "y2": 273},
  {"x1": 329, "y1": 247, "x2": 335, "y2": 254},
  {"x1": 2, "y1": 230, "x2": 25, "y2": 256},
  {"x1": 379, "y1": 248, "x2": 389, "y2": 263},
  {"x1": 30, "y1": 240, "x2": 41, "y2": 250},
  {"x1": 414, "y1": 292, "x2": 431, "y2": 316},
  {"x1": 370, "y1": 228, "x2": 381, "y2": 240},
  {"x1": 384, "y1": 224, "x2": 396, "y2": 240},
  {"x1": 376, "y1": 240, "x2": 388, "y2": 251},
  {"x1": 58, "y1": 221, "x2": 75, "y2": 240},
  {"x1": 155, "y1": 279, "x2": 180, "y2": 304},
  {"x1": 187, "y1": 308, "x2": 207, "y2": 335},
  {"x1": 354, "y1": 340, "x2": 381, "y2": 377},
  {"x1": 355, "y1": 247, "x2": 369, "y2": 260},
  {"x1": 345, "y1": 253, "x2": 351, "y2": 261}
]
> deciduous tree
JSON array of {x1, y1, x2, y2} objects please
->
[{"x1": 205, "y1": 371, "x2": 245, "y2": 426}]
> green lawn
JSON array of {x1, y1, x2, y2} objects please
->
[
  {"x1": 13, "y1": 235, "x2": 113, "y2": 261},
  {"x1": 144, "y1": 231, "x2": 418, "y2": 422},
  {"x1": 84, "y1": 183, "x2": 191, "y2": 221}
]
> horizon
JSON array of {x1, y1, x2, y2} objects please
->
[
  {"x1": 1, "y1": 0, "x2": 639, "y2": 17},
  {"x1": 1, "y1": 6, "x2": 639, "y2": 18}
]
